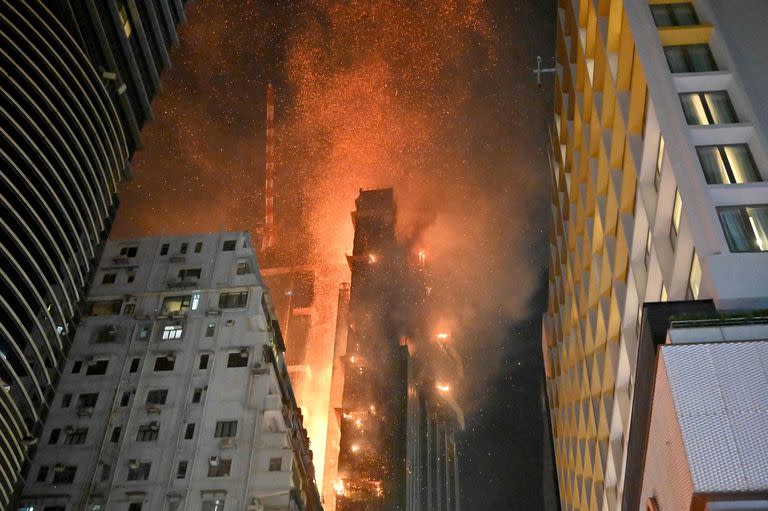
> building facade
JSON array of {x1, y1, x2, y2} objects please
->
[
  {"x1": 542, "y1": 1, "x2": 768, "y2": 510},
  {"x1": 18, "y1": 232, "x2": 322, "y2": 511},
  {"x1": 0, "y1": 1, "x2": 187, "y2": 505}
]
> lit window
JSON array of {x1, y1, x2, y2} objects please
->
[
  {"x1": 718, "y1": 205, "x2": 768, "y2": 252},
  {"x1": 191, "y1": 293, "x2": 200, "y2": 310},
  {"x1": 118, "y1": 4, "x2": 132, "y2": 38},
  {"x1": 697, "y1": 145, "x2": 761, "y2": 184},
  {"x1": 670, "y1": 190, "x2": 683, "y2": 249},
  {"x1": 688, "y1": 252, "x2": 702, "y2": 299},
  {"x1": 161, "y1": 295, "x2": 192, "y2": 314},
  {"x1": 664, "y1": 44, "x2": 717, "y2": 73},
  {"x1": 650, "y1": 3, "x2": 699, "y2": 27},
  {"x1": 680, "y1": 91, "x2": 737, "y2": 125},
  {"x1": 201, "y1": 499, "x2": 225, "y2": 511},
  {"x1": 654, "y1": 135, "x2": 665, "y2": 190},
  {"x1": 219, "y1": 291, "x2": 248, "y2": 309},
  {"x1": 162, "y1": 325, "x2": 183, "y2": 340}
]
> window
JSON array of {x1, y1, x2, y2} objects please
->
[
  {"x1": 644, "y1": 229, "x2": 653, "y2": 269},
  {"x1": 199, "y1": 354, "x2": 210, "y2": 370},
  {"x1": 64, "y1": 428, "x2": 88, "y2": 445},
  {"x1": 202, "y1": 499, "x2": 225, "y2": 511},
  {"x1": 128, "y1": 504, "x2": 142, "y2": 511},
  {"x1": 139, "y1": 325, "x2": 150, "y2": 339},
  {"x1": 146, "y1": 389, "x2": 168, "y2": 405},
  {"x1": 660, "y1": 284, "x2": 668, "y2": 302},
  {"x1": 192, "y1": 388, "x2": 203, "y2": 403},
  {"x1": 697, "y1": 144, "x2": 761, "y2": 184},
  {"x1": 191, "y1": 293, "x2": 200, "y2": 310},
  {"x1": 195, "y1": 242, "x2": 203, "y2": 253},
  {"x1": 214, "y1": 420, "x2": 238, "y2": 438},
  {"x1": 120, "y1": 392, "x2": 131, "y2": 407},
  {"x1": 161, "y1": 295, "x2": 192, "y2": 314},
  {"x1": 718, "y1": 205, "x2": 768, "y2": 252},
  {"x1": 128, "y1": 271, "x2": 135, "y2": 283},
  {"x1": 136, "y1": 423, "x2": 159, "y2": 442},
  {"x1": 118, "y1": 4, "x2": 132, "y2": 38},
  {"x1": 72, "y1": 361, "x2": 82, "y2": 374},
  {"x1": 670, "y1": 190, "x2": 683, "y2": 249},
  {"x1": 102, "y1": 273, "x2": 117, "y2": 284},
  {"x1": 86, "y1": 360, "x2": 109, "y2": 375},
  {"x1": 207, "y1": 458, "x2": 232, "y2": 477},
  {"x1": 680, "y1": 91, "x2": 737, "y2": 125},
  {"x1": 49, "y1": 428, "x2": 61, "y2": 444},
  {"x1": 654, "y1": 135, "x2": 665, "y2": 190},
  {"x1": 160, "y1": 243, "x2": 169, "y2": 256},
  {"x1": 101, "y1": 463, "x2": 111, "y2": 482},
  {"x1": 52, "y1": 465, "x2": 77, "y2": 484},
  {"x1": 227, "y1": 351, "x2": 248, "y2": 368},
  {"x1": 36, "y1": 465, "x2": 48, "y2": 482},
  {"x1": 78, "y1": 393, "x2": 98, "y2": 408},
  {"x1": 88, "y1": 299, "x2": 124, "y2": 315},
  {"x1": 154, "y1": 356, "x2": 175, "y2": 371},
  {"x1": 236, "y1": 261, "x2": 250, "y2": 275},
  {"x1": 62, "y1": 394, "x2": 72, "y2": 407},
  {"x1": 268, "y1": 457, "x2": 282, "y2": 472},
  {"x1": 184, "y1": 423, "x2": 195, "y2": 440},
  {"x1": 95, "y1": 325, "x2": 118, "y2": 343},
  {"x1": 120, "y1": 246, "x2": 138, "y2": 257},
  {"x1": 650, "y1": 3, "x2": 698, "y2": 27},
  {"x1": 178, "y1": 268, "x2": 201, "y2": 279},
  {"x1": 664, "y1": 44, "x2": 717, "y2": 73},
  {"x1": 177, "y1": 461, "x2": 188, "y2": 479},
  {"x1": 180, "y1": 242, "x2": 188, "y2": 254},
  {"x1": 205, "y1": 322, "x2": 216, "y2": 337},
  {"x1": 219, "y1": 291, "x2": 248, "y2": 309},
  {"x1": 127, "y1": 462, "x2": 151, "y2": 481},
  {"x1": 688, "y1": 252, "x2": 702, "y2": 299},
  {"x1": 124, "y1": 303, "x2": 135, "y2": 315},
  {"x1": 222, "y1": 240, "x2": 237, "y2": 251},
  {"x1": 129, "y1": 358, "x2": 140, "y2": 373},
  {"x1": 110, "y1": 427, "x2": 121, "y2": 443},
  {"x1": 162, "y1": 325, "x2": 184, "y2": 340}
]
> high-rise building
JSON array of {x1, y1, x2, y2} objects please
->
[
  {"x1": 543, "y1": 1, "x2": 768, "y2": 510},
  {"x1": 17, "y1": 232, "x2": 322, "y2": 511},
  {"x1": 0, "y1": 1, "x2": 186, "y2": 505}
]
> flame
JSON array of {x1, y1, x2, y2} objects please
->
[
  {"x1": 368, "y1": 253, "x2": 377, "y2": 264},
  {"x1": 334, "y1": 479, "x2": 345, "y2": 496},
  {"x1": 436, "y1": 332, "x2": 449, "y2": 341},
  {"x1": 350, "y1": 444, "x2": 360, "y2": 453},
  {"x1": 436, "y1": 383, "x2": 450, "y2": 392},
  {"x1": 418, "y1": 249, "x2": 426, "y2": 264}
]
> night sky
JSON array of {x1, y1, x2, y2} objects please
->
[{"x1": 113, "y1": 0, "x2": 556, "y2": 508}]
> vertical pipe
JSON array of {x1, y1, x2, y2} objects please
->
[{"x1": 262, "y1": 83, "x2": 276, "y2": 251}]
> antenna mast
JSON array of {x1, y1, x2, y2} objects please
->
[{"x1": 263, "y1": 83, "x2": 276, "y2": 251}]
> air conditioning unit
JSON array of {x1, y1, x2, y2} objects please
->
[
  {"x1": 166, "y1": 353, "x2": 176, "y2": 362},
  {"x1": 64, "y1": 426, "x2": 75, "y2": 434},
  {"x1": 54, "y1": 463, "x2": 66, "y2": 472},
  {"x1": 77, "y1": 406, "x2": 94, "y2": 417},
  {"x1": 149, "y1": 422, "x2": 159, "y2": 431},
  {"x1": 128, "y1": 459, "x2": 139, "y2": 470},
  {"x1": 145, "y1": 404, "x2": 161, "y2": 414},
  {"x1": 209, "y1": 456, "x2": 219, "y2": 467},
  {"x1": 251, "y1": 363, "x2": 269, "y2": 376},
  {"x1": 240, "y1": 348, "x2": 249, "y2": 357}
]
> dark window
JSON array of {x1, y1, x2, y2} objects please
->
[
  {"x1": 207, "y1": 458, "x2": 232, "y2": 477},
  {"x1": 219, "y1": 291, "x2": 248, "y2": 309},
  {"x1": 120, "y1": 392, "x2": 131, "y2": 407},
  {"x1": 43, "y1": 507, "x2": 66, "y2": 511},
  {"x1": 718, "y1": 205, "x2": 768, "y2": 252},
  {"x1": 64, "y1": 428, "x2": 88, "y2": 445},
  {"x1": 664, "y1": 44, "x2": 717, "y2": 73},
  {"x1": 127, "y1": 462, "x2": 151, "y2": 481},
  {"x1": 177, "y1": 461, "x2": 188, "y2": 479},
  {"x1": 78, "y1": 393, "x2": 98, "y2": 408},
  {"x1": 72, "y1": 361, "x2": 82, "y2": 374},
  {"x1": 205, "y1": 322, "x2": 216, "y2": 337},
  {"x1": 146, "y1": 389, "x2": 168, "y2": 405},
  {"x1": 129, "y1": 358, "x2": 141, "y2": 373},
  {"x1": 101, "y1": 463, "x2": 111, "y2": 482},
  {"x1": 178, "y1": 268, "x2": 201, "y2": 279},
  {"x1": 222, "y1": 240, "x2": 237, "y2": 251},
  {"x1": 62, "y1": 394, "x2": 72, "y2": 407},
  {"x1": 136, "y1": 423, "x2": 159, "y2": 442},
  {"x1": 184, "y1": 423, "x2": 195, "y2": 439},
  {"x1": 697, "y1": 144, "x2": 761, "y2": 184},
  {"x1": 154, "y1": 356, "x2": 175, "y2": 372},
  {"x1": 227, "y1": 351, "x2": 248, "y2": 368},
  {"x1": 192, "y1": 388, "x2": 203, "y2": 403},
  {"x1": 128, "y1": 503, "x2": 143, "y2": 511},
  {"x1": 680, "y1": 91, "x2": 738, "y2": 125},
  {"x1": 180, "y1": 242, "x2": 188, "y2": 254},
  {"x1": 124, "y1": 303, "x2": 136, "y2": 314},
  {"x1": 194, "y1": 242, "x2": 203, "y2": 253},
  {"x1": 127, "y1": 272, "x2": 135, "y2": 283},
  {"x1": 36, "y1": 465, "x2": 48, "y2": 482},
  {"x1": 199, "y1": 354, "x2": 210, "y2": 369},
  {"x1": 650, "y1": 3, "x2": 699, "y2": 27},
  {"x1": 236, "y1": 261, "x2": 250, "y2": 275},
  {"x1": 269, "y1": 457, "x2": 282, "y2": 472},
  {"x1": 214, "y1": 420, "x2": 238, "y2": 438},
  {"x1": 120, "y1": 246, "x2": 139, "y2": 257},
  {"x1": 52, "y1": 465, "x2": 77, "y2": 484},
  {"x1": 102, "y1": 273, "x2": 117, "y2": 284},
  {"x1": 160, "y1": 243, "x2": 169, "y2": 255},
  {"x1": 110, "y1": 427, "x2": 121, "y2": 443},
  {"x1": 95, "y1": 325, "x2": 118, "y2": 343},
  {"x1": 86, "y1": 360, "x2": 109, "y2": 375},
  {"x1": 48, "y1": 428, "x2": 61, "y2": 444}
]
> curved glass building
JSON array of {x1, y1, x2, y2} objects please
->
[{"x1": 0, "y1": 0, "x2": 187, "y2": 506}]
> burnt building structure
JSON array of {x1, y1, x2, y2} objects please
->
[{"x1": 335, "y1": 189, "x2": 410, "y2": 510}]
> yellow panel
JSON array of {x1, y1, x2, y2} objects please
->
[{"x1": 658, "y1": 25, "x2": 713, "y2": 46}]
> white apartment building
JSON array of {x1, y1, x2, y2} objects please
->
[
  {"x1": 17, "y1": 232, "x2": 322, "y2": 511},
  {"x1": 543, "y1": 1, "x2": 768, "y2": 510}
]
